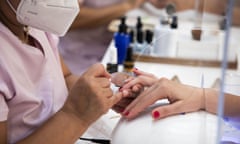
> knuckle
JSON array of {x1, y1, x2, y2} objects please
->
[{"x1": 157, "y1": 78, "x2": 169, "y2": 89}]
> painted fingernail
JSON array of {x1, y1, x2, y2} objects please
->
[
  {"x1": 120, "y1": 109, "x2": 125, "y2": 113},
  {"x1": 124, "y1": 111, "x2": 130, "y2": 116},
  {"x1": 134, "y1": 68, "x2": 138, "y2": 71},
  {"x1": 153, "y1": 111, "x2": 160, "y2": 119}
]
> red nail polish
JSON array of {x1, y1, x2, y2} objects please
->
[
  {"x1": 124, "y1": 111, "x2": 130, "y2": 116},
  {"x1": 153, "y1": 111, "x2": 160, "y2": 119},
  {"x1": 134, "y1": 68, "x2": 138, "y2": 70},
  {"x1": 120, "y1": 109, "x2": 125, "y2": 113}
]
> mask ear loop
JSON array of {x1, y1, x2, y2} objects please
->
[
  {"x1": 6, "y1": 0, "x2": 17, "y2": 13},
  {"x1": 6, "y1": 0, "x2": 29, "y2": 43}
]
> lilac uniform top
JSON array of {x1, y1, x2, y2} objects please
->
[
  {"x1": 0, "y1": 23, "x2": 68, "y2": 143},
  {"x1": 59, "y1": 0, "x2": 123, "y2": 75}
]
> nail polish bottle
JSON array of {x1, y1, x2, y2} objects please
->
[
  {"x1": 143, "y1": 29, "x2": 153, "y2": 55},
  {"x1": 136, "y1": 16, "x2": 143, "y2": 30},
  {"x1": 124, "y1": 46, "x2": 134, "y2": 73},
  {"x1": 129, "y1": 29, "x2": 135, "y2": 47},
  {"x1": 114, "y1": 16, "x2": 130, "y2": 64},
  {"x1": 133, "y1": 16, "x2": 144, "y2": 54},
  {"x1": 134, "y1": 28, "x2": 144, "y2": 54}
]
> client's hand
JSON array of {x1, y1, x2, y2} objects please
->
[
  {"x1": 110, "y1": 68, "x2": 158, "y2": 113},
  {"x1": 122, "y1": 77, "x2": 205, "y2": 120}
]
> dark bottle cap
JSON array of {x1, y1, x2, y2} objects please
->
[
  {"x1": 166, "y1": 3, "x2": 176, "y2": 15},
  {"x1": 136, "y1": 16, "x2": 143, "y2": 30},
  {"x1": 171, "y1": 15, "x2": 178, "y2": 29},
  {"x1": 136, "y1": 29, "x2": 143, "y2": 44},
  {"x1": 119, "y1": 16, "x2": 128, "y2": 34},
  {"x1": 145, "y1": 30, "x2": 153, "y2": 44}
]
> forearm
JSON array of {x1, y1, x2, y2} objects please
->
[
  {"x1": 65, "y1": 74, "x2": 79, "y2": 91},
  {"x1": 223, "y1": 93, "x2": 240, "y2": 117},
  {"x1": 60, "y1": 55, "x2": 79, "y2": 90},
  {"x1": 204, "y1": 88, "x2": 218, "y2": 115},
  {"x1": 71, "y1": 2, "x2": 132, "y2": 29},
  {"x1": 17, "y1": 110, "x2": 88, "y2": 144},
  {"x1": 204, "y1": 88, "x2": 240, "y2": 117}
]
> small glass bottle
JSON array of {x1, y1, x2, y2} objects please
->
[
  {"x1": 143, "y1": 30, "x2": 154, "y2": 55},
  {"x1": 124, "y1": 46, "x2": 134, "y2": 73}
]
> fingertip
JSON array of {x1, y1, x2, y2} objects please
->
[
  {"x1": 133, "y1": 67, "x2": 138, "y2": 72},
  {"x1": 132, "y1": 85, "x2": 141, "y2": 92},
  {"x1": 117, "y1": 91, "x2": 123, "y2": 99},
  {"x1": 123, "y1": 111, "x2": 130, "y2": 116},
  {"x1": 123, "y1": 111, "x2": 138, "y2": 120},
  {"x1": 122, "y1": 90, "x2": 129, "y2": 97}
]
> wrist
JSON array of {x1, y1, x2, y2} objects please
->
[
  {"x1": 192, "y1": 87, "x2": 206, "y2": 111},
  {"x1": 60, "y1": 105, "x2": 91, "y2": 127},
  {"x1": 204, "y1": 88, "x2": 218, "y2": 114},
  {"x1": 200, "y1": 88, "x2": 206, "y2": 110}
]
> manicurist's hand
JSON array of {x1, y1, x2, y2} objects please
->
[{"x1": 62, "y1": 63, "x2": 123, "y2": 126}]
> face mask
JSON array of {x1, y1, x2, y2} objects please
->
[{"x1": 7, "y1": 0, "x2": 80, "y2": 36}]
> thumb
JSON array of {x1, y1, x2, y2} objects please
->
[
  {"x1": 151, "y1": 102, "x2": 183, "y2": 120},
  {"x1": 87, "y1": 63, "x2": 111, "y2": 78},
  {"x1": 109, "y1": 92, "x2": 123, "y2": 106}
]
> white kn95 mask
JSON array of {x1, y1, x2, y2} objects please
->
[{"x1": 7, "y1": 0, "x2": 80, "y2": 36}]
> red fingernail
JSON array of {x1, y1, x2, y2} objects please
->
[
  {"x1": 134, "y1": 68, "x2": 138, "y2": 70},
  {"x1": 124, "y1": 111, "x2": 130, "y2": 116},
  {"x1": 120, "y1": 109, "x2": 125, "y2": 113},
  {"x1": 153, "y1": 111, "x2": 160, "y2": 119}
]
